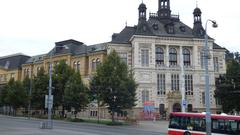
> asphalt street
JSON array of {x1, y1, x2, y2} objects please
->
[{"x1": 0, "y1": 115, "x2": 168, "y2": 135}]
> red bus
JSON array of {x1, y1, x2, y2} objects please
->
[{"x1": 168, "y1": 112, "x2": 240, "y2": 135}]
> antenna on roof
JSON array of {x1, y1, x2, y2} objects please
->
[
  {"x1": 125, "y1": 21, "x2": 128, "y2": 27},
  {"x1": 196, "y1": 0, "x2": 198, "y2": 7}
]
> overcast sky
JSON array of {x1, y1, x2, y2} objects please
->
[{"x1": 0, "y1": 0, "x2": 239, "y2": 57}]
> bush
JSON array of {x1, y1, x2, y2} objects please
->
[
  {"x1": 67, "y1": 118, "x2": 85, "y2": 122},
  {"x1": 106, "y1": 121, "x2": 124, "y2": 126}
]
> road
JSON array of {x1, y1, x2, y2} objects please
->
[{"x1": 0, "y1": 115, "x2": 168, "y2": 135}]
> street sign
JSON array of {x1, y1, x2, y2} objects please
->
[
  {"x1": 182, "y1": 100, "x2": 186, "y2": 107},
  {"x1": 45, "y1": 95, "x2": 53, "y2": 109}
]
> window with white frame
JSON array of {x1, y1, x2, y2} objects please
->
[
  {"x1": 10, "y1": 73, "x2": 15, "y2": 79},
  {"x1": 200, "y1": 52, "x2": 204, "y2": 68},
  {"x1": 156, "y1": 47, "x2": 164, "y2": 65},
  {"x1": 183, "y1": 48, "x2": 191, "y2": 66},
  {"x1": 185, "y1": 74, "x2": 193, "y2": 95},
  {"x1": 171, "y1": 74, "x2": 179, "y2": 91},
  {"x1": 213, "y1": 57, "x2": 219, "y2": 72},
  {"x1": 157, "y1": 74, "x2": 166, "y2": 95},
  {"x1": 202, "y1": 92, "x2": 205, "y2": 105},
  {"x1": 119, "y1": 53, "x2": 128, "y2": 64},
  {"x1": 169, "y1": 48, "x2": 177, "y2": 66},
  {"x1": 96, "y1": 58, "x2": 100, "y2": 67},
  {"x1": 92, "y1": 59, "x2": 96, "y2": 71},
  {"x1": 141, "y1": 49, "x2": 149, "y2": 67},
  {"x1": 76, "y1": 61, "x2": 80, "y2": 71}
]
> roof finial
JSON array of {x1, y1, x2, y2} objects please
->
[
  {"x1": 125, "y1": 21, "x2": 127, "y2": 27},
  {"x1": 142, "y1": 0, "x2": 143, "y2": 3},
  {"x1": 196, "y1": 0, "x2": 198, "y2": 7}
]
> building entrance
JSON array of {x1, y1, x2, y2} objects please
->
[{"x1": 172, "y1": 103, "x2": 181, "y2": 112}]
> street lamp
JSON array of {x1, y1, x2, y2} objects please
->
[
  {"x1": 28, "y1": 64, "x2": 33, "y2": 119},
  {"x1": 204, "y1": 19, "x2": 217, "y2": 135},
  {"x1": 47, "y1": 45, "x2": 69, "y2": 129}
]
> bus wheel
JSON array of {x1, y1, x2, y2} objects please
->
[{"x1": 183, "y1": 132, "x2": 191, "y2": 135}]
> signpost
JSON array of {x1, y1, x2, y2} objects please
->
[{"x1": 45, "y1": 95, "x2": 53, "y2": 109}]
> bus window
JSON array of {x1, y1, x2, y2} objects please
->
[
  {"x1": 180, "y1": 117, "x2": 189, "y2": 129},
  {"x1": 199, "y1": 118, "x2": 206, "y2": 131},
  {"x1": 192, "y1": 118, "x2": 200, "y2": 131},
  {"x1": 169, "y1": 116, "x2": 180, "y2": 129},
  {"x1": 212, "y1": 119, "x2": 218, "y2": 131},
  {"x1": 226, "y1": 120, "x2": 238, "y2": 133},
  {"x1": 219, "y1": 119, "x2": 225, "y2": 131}
]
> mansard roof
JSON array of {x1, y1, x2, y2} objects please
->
[
  {"x1": 111, "y1": 26, "x2": 136, "y2": 44},
  {"x1": 213, "y1": 43, "x2": 226, "y2": 50},
  {"x1": 45, "y1": 39, "x2": 107, "y2": 58},
  {"x1": 0, "y1": 53, "x2": 30, "y2": 70},
  {"x1": 24, "y1": 54, "x2": 46, "y2": 64},
  {"x1": 110, "y1": 19, "x2": 198, "y2": 44}
]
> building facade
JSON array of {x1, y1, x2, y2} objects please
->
[
  {"x1": 0, "y1": 0, "x2": 226, "y2": 119},
  {"x1": 108, "y1": 0, "x2": 226, "y2": 118}
]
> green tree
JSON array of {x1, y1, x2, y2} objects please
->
[
  {"x1": 32, "y1": 67, "x2": 48, "y2": 112},
  {"x1": 64, "y1": 71, "x2": 89, "y2": 118},
  {"x1": 2, "y1": 78, "x2": 27, "y2": 115},
  {"x1": 215, "y1": 52, "x2": 240, "y2": 113},
  {"x1": 91, "y1": 50, "x2": 137, "y2": 123},
  {"x1": 53, "y1": 60, "x2": 74, "y2": 117},
  {"x1": 22, "y1": 76, "x2": 31, "y2": 114}
]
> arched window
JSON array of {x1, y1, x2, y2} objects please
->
[
  {"x1": 73, "y1": 61, "x2": 76, "y2": 68},
  {"x1": 76, "y1": 61, "x2": 80, "y2": 71},
  {"x1": 26, "y1": 68, "x2": 30, "y2": 77},
  {"x1": 156, "y1": 47, "x2": 164, "y2": 65},
  {"x1": 92, "y1": 59, "x2": 96, "y2": 71},
  {"x1": 24, "y1": 69, "x2": 27, "y2": 77},
  {"x1": 96, "y1": 58, "x2": 100, "y2": 67},
  {"x1": 169, "y1": 48, "x2": 177, "y2": 66},
  {"x1": 183, "y1": 48, "x2": 191, "y2": 66}
]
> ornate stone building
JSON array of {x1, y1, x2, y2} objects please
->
[
  {"x1": 108, "y1": 0, "x2": 226, "y2": 118},
  {"x1": 0, "y1": 0, "x2": 226, "y2": 119}
]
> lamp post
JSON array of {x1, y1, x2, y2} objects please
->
[
  {"x1": 47, "y1": 45, "x2": 69, "y2": 129},
  {"x1": 204, "y1": 19, "x2": 218, "y2": 135},
  {"x1": 28, "y1": 66, "x2": 33, "y2": 119}
]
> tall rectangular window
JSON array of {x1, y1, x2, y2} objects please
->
[
  {"x1": 0, "y1": 75, "x2": 2, "y2": 82},
  {"x1": 157, "y1": 74, "x2": 166, "y2": 95},
  {"x1": 216, "y1": 97, "x2": 221, "y2": 105},
  {"x1": 141, "y1": 49, "x2": 149, "y2": 67},
  {"x1": 202, "y1": 92, "x2": 205, "y2": 105},
  {"x1": 185, "y1": 75, "x2": 193, "y2": 95},
  {"x1": 200, "y1": 52, "x2": 204, "y2": 69},
  {"x1": 213, "y1": 57, "x2": 219, "y2": 72},
  {"x1": 171, "y1": 74, "x2": 179, "y2": 91},
  {"x1": 119, "y1": 53, "x2": 128, "y2": 64},
  {"x1": 142, "y1": 90, "x2": 149, "y2": 105}
]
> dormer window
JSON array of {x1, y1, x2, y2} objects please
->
[
  {"x1": 152, "y1": 23, "x2": 159, "y2": 30},
  {"x1": 168, "y1": 25, "x2": 174, "y2": 34},
  {"x1": 180, "y1": 26, "x2": 186, "y2": 32}
]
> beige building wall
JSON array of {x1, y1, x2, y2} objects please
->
[
  {"x1": 107, "y1": 35, "x2": 226, "y2": 118},
  {"x1": 0, "y1": 68, "x2": 21, "y2": 84}
]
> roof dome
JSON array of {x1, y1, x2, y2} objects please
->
[
  {"x1": 138, "y1": 3, "x2": 147, "y2": 10},
  {"x1": 193, "y1": 7, "x2": 201, "y2": 14}
]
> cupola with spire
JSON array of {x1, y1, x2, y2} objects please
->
[
  {"x1": 193, "y1": 6, "x2": 204, "y2": 37},
  {"x1": 136, "y1": 2, "x2": 153, "y2": 35},
  {"x1": 138, "y1": 2, "x2": 147, "y2": 21},
  {"x1": 158, "y1": 0, "x2": 171, "y2": 20}
]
